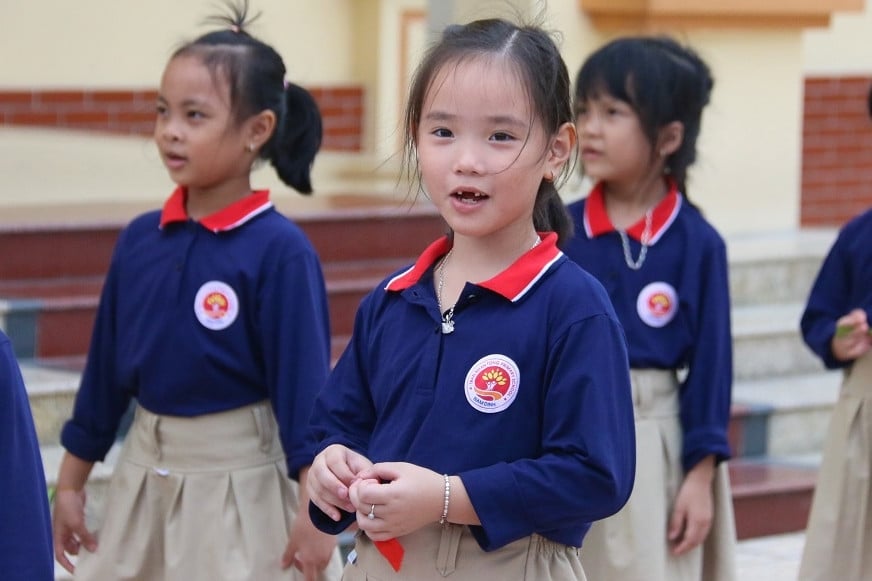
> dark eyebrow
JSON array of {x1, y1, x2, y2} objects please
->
[
  {"x1": 423, "y1": 110, "x2": 527, "y2": 129},
  {"x1": 155, "y1": 95, "x2": 208, "y2": 108}
]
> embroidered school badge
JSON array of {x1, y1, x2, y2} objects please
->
[
  {"x1": 194, "y1": 281, "x2": 239, "y2": 330},
  {"x1": 636, "y1": 281, "x2": 678, "y2": 328},
  {"x1": 464, "y1": 354, "x2": 520, "y2": 413}
]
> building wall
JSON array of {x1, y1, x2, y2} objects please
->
[
  {"x1": 801, "y1": 9, "x2": 872, "y2": 226},
  {"x1": 0, "y1": 0, "x2": 869, "y2": 232}
]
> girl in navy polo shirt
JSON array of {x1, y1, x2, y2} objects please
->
[
  {"x1": 306, "y1": 18, "x2": 636, "y2": 581},
  {"x1": 797, "y1": 84, "x2": 872, "y2": 581},
  {"x1": 563, "y1": 37, "x2": 737, "y2": 581},
  {"x1": 51, "y1": 5, "x2": 340, "y2": 580}
]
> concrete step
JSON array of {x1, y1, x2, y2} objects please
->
[
  {"x1": 731, "y1": 370, "x2": 840, "y2": 458},
  {"x1": 727, "y1": 228, "x2": 835, "y2": 307},
  {"x1": 0, "y1": 261, "x2": 404, "y2": 359},
  {"x1": 0, "y1": 194, "x2": 444, "y2": 280},
  {"x1": 22, "y1": 359, "x2": 81, "y2": 446},
  {"x1": 731, "y1": 302, "x2": 824, "y2": 381}
]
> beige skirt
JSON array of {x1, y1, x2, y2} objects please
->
[
  {"x1": 342, "y1": 523, "x2": 586, "y2": 580},
  {"x1": 579, "y1": 369, "x2": 737, "y2": 581},
  {"x1": 74, "y1": 402, "x2": 342, "y2": 581},
  {"x1": 798, "y1": 352, "x2": 872, "y2": 581}
]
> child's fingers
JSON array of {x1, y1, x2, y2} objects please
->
[
  {"x1": 55, "y1": 551, "x2": 75, "y2": 575},
  {"x1": 355, "y1": 461, "x2": 404, "y2": 483}
]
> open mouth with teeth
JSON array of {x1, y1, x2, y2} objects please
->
[{"x1": 453, "y1": 191, "x2": 489, "y2": 203}]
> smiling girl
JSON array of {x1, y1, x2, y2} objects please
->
[{"x1": 306, "y1": 17, "x2": 635, "y2": 581}]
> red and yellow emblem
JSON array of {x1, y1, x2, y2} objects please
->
[
  {"x1": 465, "y1": 354, "x2": 520, "y2": 413},
  {"x1": 202, "y1": 292, "x2": 229, "y2": 319},
  {"x1": 194, "y1": 281, "x2": 239, "y2": 330},
  {"x1": 636, "y1": 281, "x2": 678, "y2": 328}
]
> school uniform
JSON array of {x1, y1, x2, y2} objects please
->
[
  {"x1": 798, "y1": 208, "x2": 872, "y2": 581},
  {"x1": 0, "y1": 331, "x2": 54, "y2": 581},
  {"x1": 310, "y1": 232, "x2": 636, "y2": 580},
  {"x1": 563, "y1": 180, "x2": 737, "y2": 581},
  {"x1": 61, "y1": 187, "x2": 342, "y2": 580}
]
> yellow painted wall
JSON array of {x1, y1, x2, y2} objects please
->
[
  {"x1": 804, "y1": 5, "x2": 872, "y2": 74},
  {"x1": 1, "y1": 0, "x2": 867, "y2": 235},
  {"x1": 0, "y1": 0, "x2": 357, "y2": 86}
]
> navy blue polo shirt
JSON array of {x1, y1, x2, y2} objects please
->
[
  {"x1": 801, "y1": 208, "x2": 872, "y2": 369},
  {"x1": 563, "y1": 180, "x2": 733, "y2": 472},
  {"x1": 0, "y1": 331, "x2": 54, "y2": 580},
  {"x1": 310, "y1": 233, "x2": 635, "y2": 550},
  {"x1": 61, "y1": 188, "x2": 331, "y2": 478}
]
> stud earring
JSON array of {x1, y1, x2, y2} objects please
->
[{"x1": 245, "y1": 143, "x2": 255, "y2": 153}]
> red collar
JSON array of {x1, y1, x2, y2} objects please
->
[
  {"x1": 583, "y1": 179, "x2": 682, "y2": 244},
  {"x1": 159, "y1": 187, "x2": 274, "y2": 233},
  {"x1": 385, "y1": 232, "x2": 563, "y2": 302}
]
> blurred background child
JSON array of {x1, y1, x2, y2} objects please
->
[{"x1": 563, "y1": 36, "x2": 737, "y2": 581}]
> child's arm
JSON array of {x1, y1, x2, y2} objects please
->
[
  {"x1": 677, "y1": 235, "x2": 732, "y2": 475},
  {"x1": 52, "y1": 452, "x2": 97, "y2": 574},
  {"x1": 668, "y1": 454, "x2": 715, "y2": 555},
  {"x1": 801, "y1": 224, "x2": 866, "y2": 368},
  {"x1": 281, "y1": 466, "x2": 341, "y2": 578}
]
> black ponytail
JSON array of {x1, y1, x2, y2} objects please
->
[
  {"x1": 267, "y1": 83, "x2": 322, "y2": 194},
  {"x1": 535, "y1": 181, "x2": 574, "y2": 243},
  {"x1": 172, "y1": 0, "x2": 323, "y2": 194}
]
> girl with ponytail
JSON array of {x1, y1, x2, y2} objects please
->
[{"x1": 52, "y1": 2, "x2": 341, "y2": 579}]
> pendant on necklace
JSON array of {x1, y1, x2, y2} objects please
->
[{"x1": 441, "y1": 308, "x2": 455, "y2": 334}]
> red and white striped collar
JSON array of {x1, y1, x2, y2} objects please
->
[
  {"x1": 385, "y1": 232, "x2": 563, "y2": 302},
  {"x1": 159, "y1": 187, "x2": 274, "y2": 233},
  {"x1": 583, "y1": 178, "x2": 682, "y2": 245}
]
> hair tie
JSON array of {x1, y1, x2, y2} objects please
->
[
  {"x1": 283, "y1": 79, "x2": 290, "y2": 89},
  {"x1": 230, "y1": 24, "x2": 240, "y2": 33}
]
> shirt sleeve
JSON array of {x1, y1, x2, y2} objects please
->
[
  {"x1": 460, "y1": 313, "x2": 636, "y2": 550},
  {"x1": 260, "y1": 246, "x2": 332, "y2": 480},
  {"x1": 0, "y1": 333, "x2": 55, "y2": 581},
  {"x1": 60, "y1": 232, "x2": 133, "y2": 462},
  {"x1": 308, "y1": 294, "x2": 378, "y2": 532},
  {"x1": 679, "y1": 236, "x2": 733, "y2": 471},
  {"x1": 800, "y1": 229, "x2": 855, "y2": 369}
]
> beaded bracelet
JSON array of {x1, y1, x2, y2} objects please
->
[{"x1": 439, "y1": 474, "x2": 451, "y2": 525}]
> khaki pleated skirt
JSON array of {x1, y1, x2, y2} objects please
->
[
  {"x1": 579, "y1": 369, "x2": 737, "y2": 581},
  {"x1": 798, "y1": 352, "x2": 872, "y2": 581},
  {"x1": 74, "y1": 402, "x2": 342, "y2": 581},
  {"x1": 343, "y1": 523, "x2": 587, "y2": 580}
]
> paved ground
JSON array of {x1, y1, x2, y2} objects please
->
[{"x1": 736, "y1": 531, "x2": 804, "y2": 580}]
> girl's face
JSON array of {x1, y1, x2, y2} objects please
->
[
  {"x1": 154, "y1": 55, "x2": 253, "y2": 195},
  {"x1": 415, "y1": 57, "x2": 563, "y2": 244},
  {"x1": 576, "y1": 93, "x2": 655, "y2": 187}
]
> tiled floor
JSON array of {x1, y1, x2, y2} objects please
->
[{"x1": 736, "y1": 531, "x2": 804, "y2": 580}]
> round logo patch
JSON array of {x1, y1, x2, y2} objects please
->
[
  {"x1": 194, "y1": 281, "x2": 239, "y2": 330},
  {"x1": 464, "y1": 354, "x2": 520, "y2": 414},
  {"x1": 636, "y1": 281, "x2": 678, "y2": 328}
]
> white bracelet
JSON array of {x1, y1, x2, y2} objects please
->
[{"x1": 439, "y1": 474, "x2": 451, "y2": 525}]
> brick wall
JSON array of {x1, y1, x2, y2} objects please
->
[
  {"x1": 0, "y1": 86, "x2": 363, "y2": 152},
  {"x1": 802, "y1": 76, "x2": 872, "y2": 227}
]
